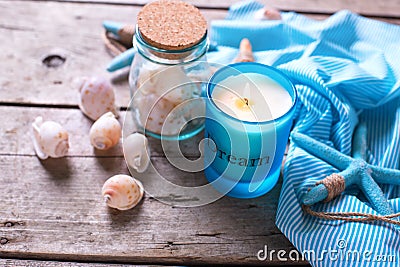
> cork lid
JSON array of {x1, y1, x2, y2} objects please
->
[{"x1": 137, "y1": 0, "x2": 207, "y2": 51}]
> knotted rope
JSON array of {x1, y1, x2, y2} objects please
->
[
  {"x1": 304, "y1": 173, "x2": 400, "y2": 225},
  {"x1": 102, "y1": 25, "x2": 135, "y2": 56},
  {"x1": 316, "y1": 173, "x2": 345, "y2": 202}
]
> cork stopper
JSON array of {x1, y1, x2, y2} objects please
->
[{"x1": 137, "y1": 0, "x2": 207, "y2": 51}]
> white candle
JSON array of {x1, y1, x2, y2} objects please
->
[{"x1": 211, "y1": 73, "x2": 292, "y2": 122}]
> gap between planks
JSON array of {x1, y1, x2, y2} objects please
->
[
  {"x1": 1, "y1": 1, "x2": 399, "y2": 109},
  {"x1": 0, "y1": 105, "x2": 206, "y2": 157},
  {"x1": 11, "y1": 0, "x2": 400, "y2": 19},
  {"x1": 0, "y1": 155, "x2": 298, "y2": 266}
]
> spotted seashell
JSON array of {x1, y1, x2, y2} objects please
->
[
  {"x1": 77, "y1": 76, "x2": 118, "y2": 121},
  {"x1": 102, "y1": 174, "x2": 144, "y2": 210},
  {"x1": 135, "y1": 93, "x2": 174, "y2": 134}
]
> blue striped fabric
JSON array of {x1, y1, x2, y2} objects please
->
[{"x1": 207, "y1": 1, "x2": 400, "y2": 266}]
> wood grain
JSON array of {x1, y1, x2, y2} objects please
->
[
  {"x1": 2, "y1": 0, "x2": 398, "y2": 266},
  {"x1": 0, "y1": 155, "x2": 302, "y2": 266},
  {"x1": 1, "y1": 1, "x2": 399, "y2": 108},
  {"x1": 0, "y1": 259, "x2": 164, "y2": 267},
  {"x1": 0, "y1": 1, "x2": 225, "y2": 108},
  {"x1": 25, "y1": 0, "x2": 400, "y2": 18},
  {"x1": 0, "y1": 106, "x2": 203, "y2": 157}
]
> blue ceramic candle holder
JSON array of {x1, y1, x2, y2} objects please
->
[{"x1": 204, "y1": 63, "x2": 297, "y2": 198}]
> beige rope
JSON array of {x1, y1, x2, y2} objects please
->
[
  {"x1": 303, "y1": 205, "x2": 400, "y2": 225},
  {"x1": 316, "y1": 173, "x2": 346, "y2": 202},
  {"x1": 117, "y1": 24, "x2": 135, "y2": 47},
  {"x1": 102, "y1": 25, "x2": 135, "y2": 57},
  {"x1": 102, "y1": 31, "x2": 127, "y2": 56},
  {"x1": 304, "y1": 173, "x2": 400, "y2": 225}
]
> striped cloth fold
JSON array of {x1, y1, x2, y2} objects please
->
[{"x1": 208, "y1": 1, "x2": 400, "y2": 266}]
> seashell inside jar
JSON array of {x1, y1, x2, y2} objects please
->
[{"x1": 129, "y1": 0, "x2": 211, "y2": 141}]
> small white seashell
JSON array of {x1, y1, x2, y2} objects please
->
[
  {"x1": 173, "y1": 98, "x2": 205, "y2": 122},
  {"x1": 233, "y1": 38, "x2": 255, "y2": 63},
  {"x1": 135, "y1": 93, "x2": 190, "y2": 135},
  {"x1": 102, "y1": 174, "x2": 144, "y2": 210},
  {"x1": 31, "y1": 116, "x2": 69, "y2": 160},
  {"x1": 123, "y1": 133, "x2": 150, "y2": 173},
  {"x1": 89, "y1": 112, "x2": 121, "y2": 150},
  {"x1": 161, "y1": 113, "x2": 188, "y2": 136},
  {"x1": 254, "y1": 7, "x2": 282, "y2": 20},
  {"x1": 138, "y1": 66, "x2": 198, "y2": 105},
  {"x1": 135, "y1": 64, "x2": 162, "y2": 94},
  {"x1": 77, "y1": 76, "x2": 118, "y2": 121},
  {"x1": 135, "y1": 93, "x2": 175, "y2": 134}
]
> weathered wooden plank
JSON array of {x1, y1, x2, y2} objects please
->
[
  {"x1": 25, "y1": 0, "x2": 400, "y2": 18},
  {"x1": 0, "y1": 1, "x2": 226, "y2": 108},
  {"x1": 1, "y1": 1, "x2": 400, "y2": 108},
  {"x1": 0, "y1": 259, "x2": 165, "y2": 267},
  {"x1": 0, "y1": 105, "x2": 204, "y2": 157},
  {"x1": 0, "y1": 155, "x2": 303, "y2": 265}
]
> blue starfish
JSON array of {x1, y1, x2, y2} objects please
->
[{"x1": 291, "y1": 123, "x2": 400, "y2": 217}]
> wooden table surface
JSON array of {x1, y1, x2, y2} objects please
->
[{"x1": 1, "y1": 0, "x2": 399, "y2": 266}]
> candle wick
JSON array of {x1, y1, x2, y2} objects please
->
[{"x1": 243, "y1": 98, "x2": 249, "y2": 106}]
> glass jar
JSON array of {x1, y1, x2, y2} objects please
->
[{"x1": 128, "y1": 27, "x2": 211, "y2": 140}]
